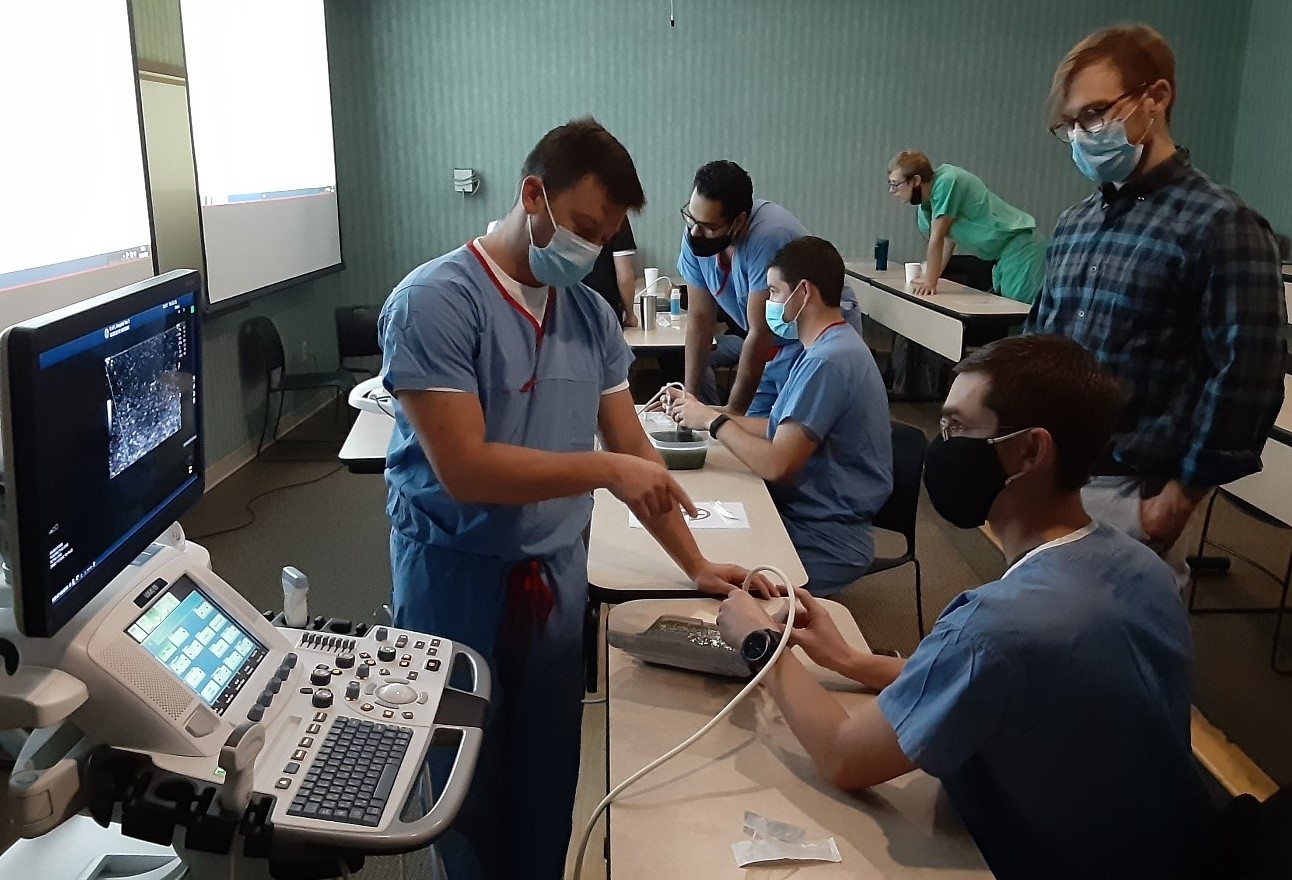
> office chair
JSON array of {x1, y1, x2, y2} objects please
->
[
  {"x1": 334, "y1": 305, "x2": 381, "y2": 377},
  {"x1": 861, "y1": 421, "x2": 929, "y2": 638},
  {"x1": 241, "y1": 316, "x2": 355, "y2": 454},
  {"x1": 1207, "y1": 783, "x2": 1292, "y2": 879}
]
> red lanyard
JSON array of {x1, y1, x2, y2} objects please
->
[
  {"x1": 714, "y1": 251, "x2": 732, "y2": 299},
  {"x1": 467, "y1": 240, "x2": 554, "y2": 392}
]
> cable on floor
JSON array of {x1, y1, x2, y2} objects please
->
[{"x1": 187, "y1": 463, "x2": 345, "y2": 540}]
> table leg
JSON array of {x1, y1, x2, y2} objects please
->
[{"x1": 584, "y1": 595, "x2": 602, "y2": 693}]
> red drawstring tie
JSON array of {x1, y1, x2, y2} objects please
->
[
  {"x1": 499, "y1": 560, "x2": 554, "y2": 677},
  {"x1": 506, "y1": 560, "x2": 554, "y2": 625}
]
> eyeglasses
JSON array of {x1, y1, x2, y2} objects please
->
[
  {"x1": 938, "y1": 417, "x2": 1029, "y2": 441},
  {"x1": 1049, "y1": 84, "x2": 1148, "y2": 142},
  {"x1": 680, "y1": 203, "x2": 733, "y2": 236},
  {"x1": 886, "y1": 176, "x2": 910, "y2": 192}
]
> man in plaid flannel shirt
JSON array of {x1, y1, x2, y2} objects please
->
[{"x1": 1028, "y1": 24, "x2": 1286, "y2": 588}]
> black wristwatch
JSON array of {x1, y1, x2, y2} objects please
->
[{"x1": 740, "y1": 628, "x2": 780, "y2": 673}]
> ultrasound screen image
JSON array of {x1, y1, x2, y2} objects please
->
[{"x1": 105, "y1": 326, "x2": 185, "y2": 478}]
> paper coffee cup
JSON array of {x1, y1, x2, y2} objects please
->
[{"x1": 904, "y1": 262, "x2": 921, "y2": 284}]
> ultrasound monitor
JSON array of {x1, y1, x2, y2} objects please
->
[{"x1": 2, "y1": 269, "x2": 204, "y2": 637}]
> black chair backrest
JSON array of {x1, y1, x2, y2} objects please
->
[
  {"x1": 241, "y1": 316, "x2": 286, "y2": 378},
  {"x1": 1209, "y1": 785, "x2": 1292, "y2": 879},
  {"x1": 335, "y1": 306, "x2": 380, "y2": 360},
  {"x1": 872, "y1": 422, "x2": 928, "y2": 553}
]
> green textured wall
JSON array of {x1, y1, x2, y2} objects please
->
[
  {"x1": 131, "y1": 0, "x2": 183, "y2": 70},
  {"x1": 1232, "y1": 0, "x2": 1292, "y2": 236},
  {"x1": 325, "y1": 0, "x2": 1252, "y2": 307},
  {"x1": 128, "y1": 0, "x2": 1258, "y2": 469}
]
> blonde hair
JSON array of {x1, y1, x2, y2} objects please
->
[
  {"x1": 1048, "y1": 24, "x2": 1176, "y2": 126},
  {"x1": 888, "y1": 150, "x2": 934, "y2": 183}
]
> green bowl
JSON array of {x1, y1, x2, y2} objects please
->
[{"x1": 648, "y1": 430, "x2": 709, "y2": 470}]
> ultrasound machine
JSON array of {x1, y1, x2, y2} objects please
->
[{"x1": 0, "y1": 270, "x2": 489, "y2": 879}]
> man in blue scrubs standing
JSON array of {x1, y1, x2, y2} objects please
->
[
  {"x1": 378, "y1": 118, "x2": 768, "y2": 880},
  {"x1": 677, "y1": 161, "x2": 862, "y2": 416},
  {"x1": 666, "y1": 237, "x2": 892, "y2": 596}
]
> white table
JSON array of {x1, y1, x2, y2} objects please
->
[
  {"x1": 339, "y1": 409, "x2": 393, "y2": 474},
  {"x1": 1218, "y1": 375, "x2": 1292, "y2": 525},
  {"x1": 622, "y1": 313, "x2": 689, "y2": 351},
  {"x1": 844, "y1": 261, "x2": 1030, "y2": 361},
  {"x1": 587, "y1": 437, "x2": 807, "y2": 601},
  {"x1": 604, "y1": 598, "x2": 988, "y2": 879}
]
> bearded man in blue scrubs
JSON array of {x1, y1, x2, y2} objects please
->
[
  {"x1": 676, "y1": 161, "x2": 863, "y2": 416},
  {"x1": 378, "y1": 118, "x2": 769, "y2": 880}
]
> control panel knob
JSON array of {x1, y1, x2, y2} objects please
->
[
  {"x1": 356, "y1": 665, "x2": 370, "y2": 680},
  {"x1": 346, "y1": 681, "x2": 361, "y2": 700},
  {"x1": 336, "y1": 652, "x2": 355, "y2": 669},
  {"x1": 310, "y1": 667, "x2": 332, "y2": 686},
  {"x1": 375, "y1": 627, "x2": 388, "y2": 641},
  {"x1": 377, "y1": 646, "x2": 397, "y2": 663},
  {"x1": 311, "y1": 689, "x2": 334, "y2": 709}
]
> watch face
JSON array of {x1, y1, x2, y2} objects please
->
[{"x1": 742, "y1": 630, "x2": 771, "y2": 662}]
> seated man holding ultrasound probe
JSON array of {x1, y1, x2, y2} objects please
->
[{"x1": 715, "y1": 334, "x2": 1217, "y2": 880}]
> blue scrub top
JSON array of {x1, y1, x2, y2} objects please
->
[
  {"x1": 378, "y1": 241, "x2": 634, "y2": 561},
  {"x1": 766, "y1": 324, "x2": 891, "y2": 593},
  {"x1": 876, "y1": 524, "x2": 1214, "y2": 880},
  {"x1": 676, "y1": 199, "x2": 860, "y2": 355}
]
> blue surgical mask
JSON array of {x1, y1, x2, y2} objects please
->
[
  {"x1": 527, "y1": 185, "x2": 602, "y2": 287},
  {"x1": 1070, "y1": 115, "x2": 1150, "y2": 185},
  {"x1": 765, "y1": 284, "x2": 806, "y2": 340}
]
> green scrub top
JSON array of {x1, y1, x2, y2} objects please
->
[{"x1": 916, "y1": 164, "x2": 1046, "y2": 304}]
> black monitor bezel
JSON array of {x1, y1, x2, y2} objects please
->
[{"x1": 3, "y1": 269, "x2": 206, "y2": 637}]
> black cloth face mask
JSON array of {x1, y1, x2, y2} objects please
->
[
  {"x1": 922, "y1": 430, "x2": 1028, "y2": 528},
  {"x1": 687, "y1": 230, "x2": 730, "y2": 257}
]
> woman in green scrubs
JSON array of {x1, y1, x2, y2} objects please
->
[{"x1": 887, "y1": 150, "x2": 1046, "y2": 304}]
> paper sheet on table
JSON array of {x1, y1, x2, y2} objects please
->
[{"x1": 628, "y1": 501, "x2": 750, "y2": 529}]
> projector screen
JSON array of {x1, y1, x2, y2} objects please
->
[
  {"x1": 0, "y1": 2, "x2": 155, "y2": 331},
  {"x1": 181, "y1": 0, "x2": 342, "y2": 309}
]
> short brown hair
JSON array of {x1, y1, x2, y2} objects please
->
[
  {"x1": 888, "y1": 150, "x2": 934, "y2": 184},
  {"x1": 954, "y1": 335, "x2": 1122, "y2": 491},
  {"x1": 521, "y1": 117, "x2": 646, "y2": 211},
  {"x1": 768, "y1": 236, "x2": 844, "y2": 307},
  {"x1": 1048, "y1": 24, "x2": 1176, "y2": 127}
]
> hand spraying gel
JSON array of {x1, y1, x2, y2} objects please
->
[{"x1": 282, "y1": 566, "x2": 310, "y2": 628}]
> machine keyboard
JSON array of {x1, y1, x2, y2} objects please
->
[{"x1": 287, "y1": 716, "x2": 411, "y2": 825}]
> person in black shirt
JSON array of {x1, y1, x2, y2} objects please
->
[{"x1": 581, "y1": 216, "x2": 639, "y2": 326}]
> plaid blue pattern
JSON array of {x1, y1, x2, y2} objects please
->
[{"x1": 1027, "y1": 150, "x2": 1286, "y2": 487}]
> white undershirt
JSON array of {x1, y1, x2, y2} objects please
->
[
  {"x1": 473, "y1": 237, "x2": 549, "y2": 323},
  {"x1": 1001, "y1": 520, "x2": 1099, "y2": 578}
]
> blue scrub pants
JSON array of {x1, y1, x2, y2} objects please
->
[
  {"x1": 701, "y1": 305, "x2": 864, "y2": 417},
  {"x1": 390, "y1": 532, "x2": 587, "y2": 880}
]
